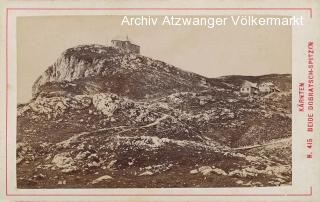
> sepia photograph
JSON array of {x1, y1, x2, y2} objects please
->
[{"x1": 16, "y1": 15, "x2": 292, "y2": 188}]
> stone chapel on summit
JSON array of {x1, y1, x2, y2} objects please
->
[{"x1": 111, "y1": 36, "x2": 140, "y2": 54}]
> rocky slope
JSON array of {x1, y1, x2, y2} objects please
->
[
  {"x1": 17, "y1": 44, "x2": 292, "y2": 188},
  {"x1": 32, "y1": 45, "x2": 211, "y2": 100}
]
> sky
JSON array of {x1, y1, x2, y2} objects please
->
[{"x1": 17, "y1": 15, "x2": 291, "y2": 103}]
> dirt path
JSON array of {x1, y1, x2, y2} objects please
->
[{"x1": 232, "y1": 137, "x2": 291, "y2": 151}]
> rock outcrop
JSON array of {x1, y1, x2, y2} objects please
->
[{"x1": 32, "y1": 44, "x2": 208, "y2": 99}]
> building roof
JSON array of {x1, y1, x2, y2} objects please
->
[
  {"x1": 259, "y1": 82, "x2": 275, "y2": 87},
  {"x1": 242, "y1": 80, "x2": 258, "y2": 88},
  {"x1": 111, "y1": 35, "x2": 131, "y2": 42}
]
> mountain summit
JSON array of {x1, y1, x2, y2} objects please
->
[
  {"x1": 32, "y1": 44, "x2": 208, "y2": 99},
  {"x1": 18, "y1": 43, "x2": 292, "y2": 188}
]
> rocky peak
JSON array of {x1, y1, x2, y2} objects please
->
[
  {"x1": 32, "y1": 44, "x2": 207, "y2": 99},
  {"x1": 32, "y1": 45, "x2": 128, "y2": 96}
]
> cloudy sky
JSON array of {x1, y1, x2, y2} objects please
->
[{"x1": 17, "y1": 15, "x2": 291, "y2": 103}]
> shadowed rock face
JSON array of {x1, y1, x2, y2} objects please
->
[{"x1": 18, "y1": 44, "x2": 292, "y2": 188}]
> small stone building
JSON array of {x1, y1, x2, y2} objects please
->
[
  {"x1": 240, "y1": 81, "x2": 280, "y2": 96},
  {"x1": 240, "y1": 81, "x2": 259, "y2": 95},
  {"x1": 258, "y1": 82, "x2": 280, "y2": 93},
  {"x1": 111, "y1": 37, "x2": 140, "y2": 54}
]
